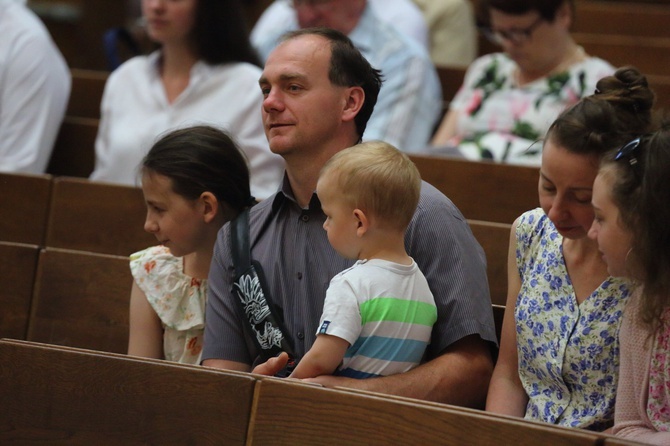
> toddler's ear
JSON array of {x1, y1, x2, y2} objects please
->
[{"x1": 353, "y1": 209, "x2": 369, "y2": 237}]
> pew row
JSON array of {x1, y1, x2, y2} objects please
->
[
  {"x1": 67, "y1": 68, "x2": 108, "y2": 119},
  {"x1": 26, "y1": 248, "x2": 133, "y2": 354},
  {"x1": 410, "y1": 154, "x2": 539, "y2": 224},
  {"x1": 44, "y1": 176, "x2": 156, "y2": 257},
  {"x1": 247, "y1": 378, "x2": 603, "y2": 445},
  {"x1": 47, "y1": 116, "x2": 98, "y2": 178},
  {"x1": 0, "y1": 242, "x2": 40, "y2": 340},
  {"x1": 0, "y1": 172, "x2": 52, "y2": 245},
  {"x1": 0, "y1": 339, "x2": 255, "y2": 445}
]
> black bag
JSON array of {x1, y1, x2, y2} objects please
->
[{"x1": 230, "y1": 208, "x2": 296, "y2": 376}]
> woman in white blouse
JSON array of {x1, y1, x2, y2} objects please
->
[{"x1": 91, "y1": 0, "x2": 284, "y2": 200}]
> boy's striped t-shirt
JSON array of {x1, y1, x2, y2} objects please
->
[{"x1": 316, "y1": 258, "x2": 437, "y2": 378}]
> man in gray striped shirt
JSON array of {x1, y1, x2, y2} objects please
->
[{"x1": 203, "y1": 27, "x2": 497, "y2": 408}]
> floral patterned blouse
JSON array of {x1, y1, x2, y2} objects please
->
[
  {"x1": 130, "y1": 245, "x2": 206, "y2": 365},
  {"x1": 447, "y1": 52, "x2": 613, "y2": 165},
  {"x1": 515, "y1": 208, "x2": 631, "y2": 430}
]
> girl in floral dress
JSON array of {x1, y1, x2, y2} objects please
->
[
  {"x1": 486, "y1": 67, "x2": 656, "y2": 430},
  {"x1": 590, "y1": 130, "x2": 670, "y2": 443},
  {"x1": 127, "y1": 125, "x2": 253, "y2": 364},
  {"x1": 431, "y1": 0, "x2": 613, "y2": 165}
]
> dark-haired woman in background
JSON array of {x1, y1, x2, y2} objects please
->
[
  {"x1": 91, "y1": 0, "x2": 283, "y2": 200},
  {"x1": 430, "y1": 0, "x2": 613, "y2": 165}
]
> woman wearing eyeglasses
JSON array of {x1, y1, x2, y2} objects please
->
[
  {"x1": 589, "y1": 131, "x2": 670, "y2": 442},
  {"x1": 486, "y1": 67, "x2": 657, "y2": 431},
  {"x1": 430, "y1": 0, "x2": 614, "y2": 165}
]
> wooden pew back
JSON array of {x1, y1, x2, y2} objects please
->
[
  {"x1": 45, "y1": 176, "x2": 156, "y2": 257},
  {"x1": 67, "y1": 68, "x2": 108, "y2": 119},
  {"x1": 26, "y1": 248, "x2": 132, "y2": 354},
  {"x1": 411, "y1": 155, "x2": 538, "y2": 224},
  {"x1": 0, "y1": 172, "x2": 52, "y2": 245},
  {"x1": 0, "y1": 339, "x2": 255, "y2": 445},
  {"x1": 248, "y1": 378, "x2": 603, "y2": 445},
  {"x1": 468, "y1": 219, "x2": 511, "y2": 306},
  {"x1": 47, "y1": 116, "x2": 98, "y2": 178},
  {"x1": 0, "y1": 242, "x2": 40, "y2": 340}
]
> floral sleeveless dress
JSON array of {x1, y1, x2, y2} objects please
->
[
  {"x1": 515, "y1": 208, "x2": 631, "y2": 430},
  {"x1": 130, "y1": 245, "x2": 207, "y2": 364},
  {"x1": 446, "y1": 53, "x2": 613, "y2": 165}
]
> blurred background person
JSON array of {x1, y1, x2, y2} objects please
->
[
  {"x1": 430, "y1": 0, "x2": 613, "y2": 165},
  {"x1": 0, "y1": 0, "x2": 70, "y2": 174},
  {"x1": 251, "y1": 0, "x2": 441, "y2": 153},
  {"x1": 90, "y1": 0, "x2": 283, "y2": 200}
]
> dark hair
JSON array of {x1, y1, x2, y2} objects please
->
[
  {"x1": 482, "y1": 0, "x2": 573, "y2": 22},
  {"x1": 602, "y1": 130, "x2": 670, "y2": 330},
  {"x1": 191, "y1": 0, "x2": 260, "y2": 66},
  {"x1": 281, "y1": 27, "x2": 384, "y2": 140},
  {"x1": 142, "y1": 125, "x2": 253, "y2": 214},
  {"x1": 546, "y1": 66, "x2": 655, "y2": 157}
]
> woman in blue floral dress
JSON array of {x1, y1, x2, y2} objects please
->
[
  {"x1": 431, "y1": 0, "x2": 613, "y2": 165},
  {"x1": 486, "y1": 67, "x2": 656, "y2": 431}
]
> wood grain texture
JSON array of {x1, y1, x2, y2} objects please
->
[{"x1": 0, "y1": 339, "x2": 255, "y2": 445}]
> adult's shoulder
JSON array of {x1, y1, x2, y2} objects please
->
[
  {"x1": 408, "y1": 181, "x2": 467, "y2": 234},
  {"x1": 514, "y1": 208, "x2": 553, "y2": 245}
]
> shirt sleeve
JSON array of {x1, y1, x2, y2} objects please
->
[
  {"x1": 317, "y1": 274, "x2": 362, "y2": 346},
  {"x1": 0, "y1": 23, "x2": 70, "y2": 173}
]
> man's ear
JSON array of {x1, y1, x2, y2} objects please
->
[
  {"x1": 353, "y1": 208, "x2": 369, "y2": 237},
  {"x1": 200, "y1": 191, "x2": 219, "y2": 223},
  {"x1": 342, "y1": 86, "x2": 365, "y2": 124}
]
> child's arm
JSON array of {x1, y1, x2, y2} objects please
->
[
  {"x1": 289, "y1": 334, "x2": 349, "y2": 379},
  {"x1": 127, "y1": 281, "x2": 164, "y2": 359}
]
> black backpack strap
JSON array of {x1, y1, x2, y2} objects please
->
[{"x1": 229, "y1": 208, "x2": 296, "y2": 369}]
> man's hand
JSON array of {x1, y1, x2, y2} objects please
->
[{"x1": 251, "y1": 352, "x2": 290, "y2": 376}]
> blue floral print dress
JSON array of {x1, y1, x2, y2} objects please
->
[{"x1": 515, "y1": 208, "x2": 630, "y2": 430}]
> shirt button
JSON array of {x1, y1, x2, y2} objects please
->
[
  {"x1": 296, "y1": 272, "x2": 303, "y2": 280},
  {"x1": 301, "y1": 214, "x2": 310, "y2": 222},
  {"x1": 297, "y1": 332, "x2": 305, "y2": 340}
]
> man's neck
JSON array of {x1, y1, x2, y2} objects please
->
[{"x1": 285, "y1": 138, "x2": 358, "y2": 208}]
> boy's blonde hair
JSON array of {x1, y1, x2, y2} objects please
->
[{"x1": 320, "y1": 141, "x2": 421, "y2": 232}]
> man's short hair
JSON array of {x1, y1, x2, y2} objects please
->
[
  {"x1": 320, "y1": 140, "x2": 421, "y2": 232},
  {"x1": 281, "y1": 27, "x2": 383, "y2": 140}
]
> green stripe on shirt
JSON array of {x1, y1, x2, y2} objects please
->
[{"x1": 360, "y1": 297, "x2": 437, "y2": 326}]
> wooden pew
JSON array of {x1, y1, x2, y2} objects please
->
[
  {"x1": 573, "y1": 33, "x2": 670, "y2": 78},
  {"x1": 47, "y1": 116, "x2": 98, "y2": 178},
  {"x1": 573, "y1": 1, "x2": 670, "y2": 39},
  {"x1": 411, "y1": 154, "x2": 538, "y2": 224},
  {"x1": 468, "y1": 219, "x2": 511, "y2": 306},
  {"x1": 0, "y1": 339, "x2": 256, "y2": 445},
  {"x1": 26, "y1": 248, "x2": 132, "y2": 354},
  {"x1": 67, "y1": 68, "x2": 108, "y2": 119},
  {"x1": 0, "y1": 242, "x2": 40, "y2": 340},
  {"x1": 247, "y1": 378, "x2": 603, "y2": 445},
  {"x1": 0, "y1": 172, "x2": 52, "y2": 245},
  {"x1": 44, "y1": 176, "x2": 156, "y2": 257},
  {"x1": 436, "y1": 65, "x2": 466, "y2": 108}
]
